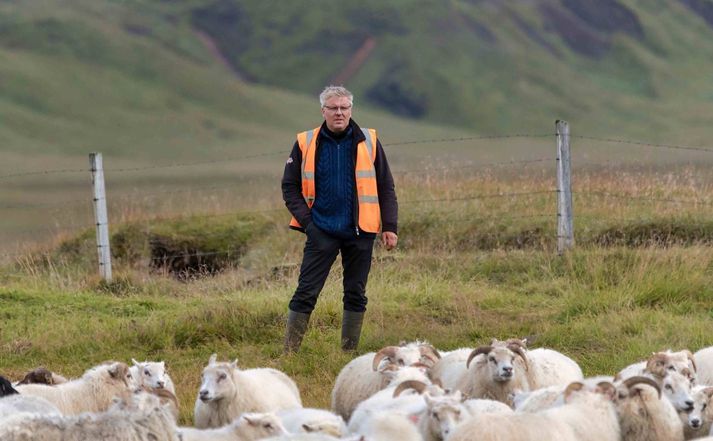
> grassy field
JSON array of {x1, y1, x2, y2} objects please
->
[{"x1": 2, "y1": 165, "x2": 713, "y2": 425}]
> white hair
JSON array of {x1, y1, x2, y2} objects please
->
[{"x1": 319, "y1": 85, "x2": 353, "y2": 107}]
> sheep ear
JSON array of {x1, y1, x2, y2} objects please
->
[
  {"x1": 563, "y1": 382, "x2": 584, "y2": 403},
  {"x1": 108, "y1": 363, "x2": 122, "y2": 378},
  {"x1": 131, "y1": 358, "x2": 140, "y2": 367},
  {"x1": 596, "y1": 381, "x2": 617, "y2": 401},
  {"x1": 230, "y1": 359, "x2": 239, "y2": 369},
  {"x1": 208, "y1": 354, "x2": 217, "y2": 365}
]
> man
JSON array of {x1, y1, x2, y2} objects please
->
[{"x1": 281, "y1": 85, "x2": 398, "y2": 353}]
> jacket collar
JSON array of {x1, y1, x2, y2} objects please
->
[{"x1": 318, "y1": 119, "x2": 366, "y2": 144}]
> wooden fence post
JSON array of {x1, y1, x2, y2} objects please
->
[
  {"x1": 556, "y1": 120, "x2": 574, "y2": 254},
  {"x1": 89, "y1": 153, "x2": 112, "y2": 282}
]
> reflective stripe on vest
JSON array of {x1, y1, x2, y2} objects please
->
[{"x1": 289, "y1": 127, "x2": 381, "y2": 233}]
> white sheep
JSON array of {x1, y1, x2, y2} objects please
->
[
  {"x1": 0, "y1": 392, "x2": 178, "y2": 441},
  {"x1": 194, "y1": 353, "x2": 302, "y2": 429},
  {"x1": 418, "y1": 390, "x2": 512, "y2": 441},
  {"x1": 679, "y1": 385, "x2": 713, "y2": 440},
  {"x1": 330, "y1": 340, "x2": 440, "y2": 422},
  {"x1": 694, "y1": 346, "x2": 713, "y2": 386},
  {"x1": 130, "y1": 358, "x2": 176, "y2": 394},
  {"x1": 353, "y1": 412, "x2": 424, "y2": 441},
  {"x1": 525, "y1": 347, "x2": 584, "y2": 388},
  {"x1": 347, "y1": 365, "x2": 433, "y2": 434},
  {"x1": 448, "y1": 381, "x2": 621, "y2": 441},
  {"x1": 614, "y1": 376, "x2": 684, "y2": 441},
  {"x1": 0, "y1": 394, "x2": 61, "y2": 419},
  {"x1": 14, "y1": 361, "x2": 133, "y2": 415},
  {"x1": 276, "y1": 407, "x2": 347, "y2": 438},
  {"x1": 616, "y1": 349, "x2": 697, "y2": 384},
  {"x1": 178, "y1": 412, "x2": 287, "y2": 441},
  {"x1": 660, "y1": 370, "x2": 695, "y2": 412},
  {"x1": 452, "y1": 339, "x2": 531, "y2": 405}
]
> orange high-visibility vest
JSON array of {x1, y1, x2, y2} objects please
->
[{"x1": 289, "y1": 127, "x2": 381, "y2": 233}]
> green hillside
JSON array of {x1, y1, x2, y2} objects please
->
[{"x1": 3, "y1": 0, "x2": 713, "y2": 166}]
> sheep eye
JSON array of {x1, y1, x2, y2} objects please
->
[
  {"x1": 264, "y1": 423, "x2": 273, "y2": 429},
  {"x1": 144, "y1": 369, "x2": 151, "y2": 376},
  {"x1": 488, "y1": 356, "x2": 496, "y2": 363},
  {"x1": 665, "y1": 385, "x2": 673, "y2": 391},
  {"x1": 218, "y1": 373, "x2": 227, "y2": 381},
  {"x1": 398, "y1": 359, "x2": 405, "y2": 366},
  {"x1": 703, "y1": 403, "x2": 707, "y2": 410},
  {"x1": 667, "y1": 366, "x2": 675, "y2": 371}
]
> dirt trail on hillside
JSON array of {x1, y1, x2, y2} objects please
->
[
  {"x1": 193, "y1": 29, "x2": 246, "y2": 80},
  {"x1": 330, "y1": 36, "x2": 377, "y2": 86}
]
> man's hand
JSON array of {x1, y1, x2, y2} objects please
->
[{"x1": 381, "y1": 231, "x2": 398, "y2": 251}]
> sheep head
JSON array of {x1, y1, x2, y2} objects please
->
[
  {"x1": 237, "y1": 412, "x2": 287, "y2": 439},
  {"x1": 467, "y1": 341, "x2": 529, "y2": 382},
  {"x1": 424, "y1": 392, "x2": 467, "y2": 440},
  {"x1": 645, "y1": 350, "x2": 696, "y2": 383},
  {"x1": 684, "y1": 386, "x2": 713, "y2": 431},
  {"x1": 133, "y1": 359, "x2": 171, "y2": 390},
  {"x1": 17, "y1": 367, "x2": 54, "y2": 385},
  {"x1": 198, "y1": 358, "x2": 236, "y2": 403},
  {"x1": 372, "y1": 342, "x2": 434, "y2": 371}
]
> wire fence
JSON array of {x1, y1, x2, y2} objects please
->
[{"x1": 2, "y1": 129, "x2": 713, "y2": 266}]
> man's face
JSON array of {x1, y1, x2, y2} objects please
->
[{"x1": 321, "y1": 96, "x2": 352, "y2": 133}]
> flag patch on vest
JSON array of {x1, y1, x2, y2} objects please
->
[{"x1": 286, "y1": 156, "x2": 293, "y2": 164}]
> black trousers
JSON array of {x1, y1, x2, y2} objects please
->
[{"x1": 289, "y1": 223, "x2": 375, "y2": 314}]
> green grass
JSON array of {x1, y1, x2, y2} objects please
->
[{"x1": 2, "y1": 244, "x2": 713, "y2": 424}]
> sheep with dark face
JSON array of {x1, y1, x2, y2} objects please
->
[
  {"x1": 16, "y1": 367, "x2": 67, "y2": 386},
  {"x1": 193, "y1": 354, "x2": 302, "y2": 429},
  {"x1": 1, "y1": 375, "x2": 19, "y2": 397}
]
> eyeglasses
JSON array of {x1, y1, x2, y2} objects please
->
[{"x1": 323, "y1": 105, "x2": 352, "y2": 113}]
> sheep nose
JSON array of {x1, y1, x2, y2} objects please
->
[
  {"x1": 156, "y1": 381, "x2": 165, "y2": 388},
  {"x1": 199, "y1": 390, "x2": 210, "y2": 401},
  {"x1": 502, "y1": 367, "x2": 513, "y2": 377},
  {"x1": 691, "y1": 419, "x2": 701, "y2": 428}
]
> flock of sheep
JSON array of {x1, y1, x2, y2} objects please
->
[{"x1": 2, "y1": 339, "x2": 713, "y2": 440}]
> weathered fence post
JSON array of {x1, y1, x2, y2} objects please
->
[
  {"x1": 89, "y1": 153, "x2": 112, "y2": 282},
  {"x1": 556, "y1": 120, "x2": 574, "y2": 254}
]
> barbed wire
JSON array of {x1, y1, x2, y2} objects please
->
[
  {"x1": 386, "y1": 133, "x2": 554, "y2": 147},
  {"x1": 0, "y1": 168, "x2": 88, "y2": 181},
  {"x1": 575, "y1": 191, "x2": 713, "y2": 207},
  {"x1": 393, "y1": 158, "x2": 552, "y2": 175},
  {"x1": 401, "y1": 190, "x2": 554, "y2": 204},
  {"x1": 3, "y1": 132, "x2": 713, "y2": 184},
  {"x1": 570, "y1": 135, "x2": 713, "y2": 153}
]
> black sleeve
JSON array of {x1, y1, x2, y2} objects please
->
[
  {"x1": 374, "y1": 139, "x2": 398, "y2": 234},
  {"x1": 281, "y1": 141, "x2": 312, "y2": 229}
]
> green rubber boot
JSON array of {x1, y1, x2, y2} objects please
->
[
  {"x1": 284, "y1": 310, "x2": 310, "y2": 354},
  {"x1": 341, "y1": 310, "x2": 365, "y2": 351}
]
